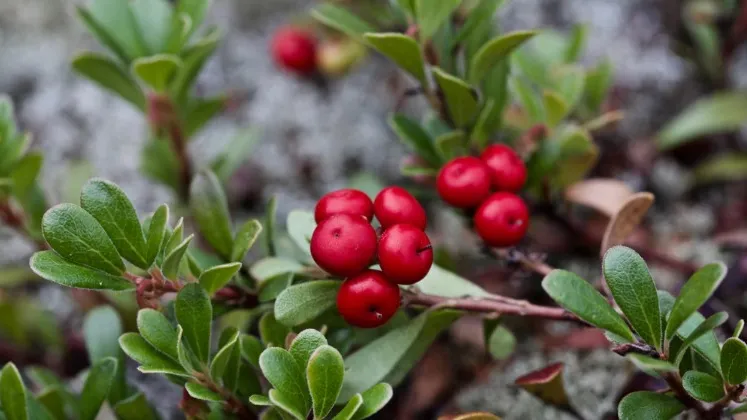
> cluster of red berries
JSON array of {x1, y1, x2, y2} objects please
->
[
  {"x1": 437, "y1": 144, "x2": 530, "y2": 247},
  {"x1": 310, "y1": 187, "x2": 433, "y2": 328}
]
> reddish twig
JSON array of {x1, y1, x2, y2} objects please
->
[{"x1": 722, "y1": 0, "x2": 747, "y2": 64}]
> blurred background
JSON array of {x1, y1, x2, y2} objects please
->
[{"x1": 2, "y1": 0, "x2": 747, "y2": 419}]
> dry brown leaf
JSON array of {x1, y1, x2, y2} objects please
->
[
  {"x1": 438, "y1": 413, "x2": 502, "y2": 420},
  {"x1": 514, "y1": 363, "x2": 571, "y2": 408},
  {"x1": 600, "y1": 192, "x2": 655, "y2": 257},
  {"x1": 564, "y1": 178, "x2": 634, "y2": 217}
]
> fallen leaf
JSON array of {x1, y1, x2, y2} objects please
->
[
  {"x1": 438, "y1": 412, "x2": 501, "y2": 420},
  {"x1": 514, "y1": 363, "x2": 571, "y2": 409},
  {"x1": 600, "y1": 192, "x2": 655, "y2": 256},
  {"x1": 565, "y1": 178, "x2": 634, "y2": 217}
]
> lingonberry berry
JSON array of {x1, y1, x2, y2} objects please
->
[
  {"x1": 480, "y1": 144, "x2": 527, "y2": 192},
  {"x1": 474, "y1": 192, "x2": 529, "y2": 247},
  {"x1": 314, "y1": 188, "x2": 374, "y2": 223},
  {"x1": 310, "y1": 214, "x2": 377, "y2": 277},
  {"x1": 337, "y1": 270, "x2": 401, "y2": 328},
  {"x1": 378, "y1": 224, "x2": 433, "y2": 284},
  {"x1": 271, "y1": 26, "x2": 317, "y2": 75},
  {"x1": 373, "y1": 186, "x2": 427, "y2": 230},
  {"x1": 436, "y1": 156, "x2": 492, "y2": 208}
]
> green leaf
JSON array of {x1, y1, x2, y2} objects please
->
[
  {"x1": 241, "y1": 334, "x2": 264, "y2": 368},
  {"x1": 161, "y1": 234, "x2": 194, "y2": 279},
  {"x1": 145, "y1": 204, "x2": 169, "y2": 267},
  {"x1": 251, "y1": 258, "x2": 304, "y2": 282},
  {"x1": 564, "y1": 24, "x2": 588, "y2": 62},
  {"x1": 71, "y1": 53, "x2": 145, "y2": 110},
  {"x1": 665, "y1": 262, "x2": 727, "y2": 341},
  {"x1": 113, "y1": 392, "x2": 158, "y2": 420},
  {"x1": 432, "y1": 68, "x2": 479, "y2": 128},
  {"x1": 41, "y1": 203, "x2": 125, "y2": 275},
  {"x1": 210, "y1": 329, "x2": 241, "y2": 392},
  {"x1": 36, "y1": 387, "x2": 66, "y2": 420},
  {"x1": 509, "y1": 75, "x2": 544, "y2": 123},
  {"x1": 175, "y1": 283, "x2": 212, "y2": 364},
  {"x1": 289, "y1": 329, "x2": 328, "y2": 372},
  {"x1": 469, "y1": 30, "x2": 538, "y2": 84},
  {"x1": 287, "y1": 210, "x2": 316, "y2": 257},
  {"x1": 267, "y1": 389, "x2": 305, "y2": 420},
  {"x1": 140, "y1": 137, "x2": 179, "y2": 191},
  {"x1": 721, "y1": 337, "x2": 747, "y2": 385},
  {"x1": 415, "y1": 0, "x2": 461, "y2": 40},
  {"x1": 363, "y1": 33, "x2": 426, "y2": 85},
  {"x1": 552, "y1": 65, "x2": 586, "y2": 112},
  {"x1": 657, "y1": 92, "x2": 747, "y2": 150},
  {"x1": 185, "y1": 382, "x2": 222, "y2": 401},
  {"x1": 675, "y1": 311, "x2": 722, "y2": 374},
  {"x1": 259, "y1": 348, "x2": 311, "y2": 413},
  {"x1": 311, "y1": 4, "x2": 377, "y2": 42},
  {"x1": 543, "y1": 90, "x2": 569, "y2": 127},
  {"x1": 339, "y1": 310, "x2": 461, "y2": 401},
  {"x1": 119, "y1": 333, "x2": 188, "y2": 376},
  {"x1": 542, "y1": 269, "x2": 634, "y2": 342},
  {"x1": 275, "y1": 281, "x2": 341, "y2": 327},
  {"x1": 673, "y1": 311, "x2": 729, "y2": 365},
  {"x1": 185, "y1": 95, "x2": 227, "y2": 138},
  {"x1": 332, "y1": 394, "x2": 363, "y2": 420},
  {"x1": 0, "y1": 363, "x2": 28, "y2": 420},
  {"x1": 87, "y1": 0, "x2": 146, "y2": 59},
  {"x1": 83, "y1": 305, "x2": 126, "y2": 404},
  {"x1": 190, "y1": 170, "x2": 234, "y2": 260},
  {"x1": 199, "y1": 263, "x2": 241, "y2": 295},
  {"x1": 249, "y1": 394, "x2": 271, "y2": 406},
  {"x1": 80, "y1": 178, "x2": 148, "y2": 269},
  {"x1": 75, "y1": 6, "x2": 131, "y2": 63},
  {"x1": 351, "y1": 383, "x2": 393, "y2": 420},
  {"x1": 10, "y1": 152, "x2": 42, "y2": 197},
  {"x1": 682, "y1": 371, "x2": 724, "y2": 402},
  {"x1": 170, "y1": 28, "x2": 221, "y2": 101},
  {"x1": 232, "y1": 219, "x2": 262, "y2": 262},
  {"x1": 132, "y1": 54, "x2": 182, "y2": 92},
  {"x1": 29, "y1": 251, "x2": 133, "y2": 291},
  {"x1": 487, "y1": 324, "x2": 516, "y2": 360},
  {"x1": 583, "y1": 59, "x2": 614, "y2": 113},
  {"x1": 307, "y1": 345, "x2": 345, "y2": 419},
  {"x1": 434, "y1": 131, "x2": 465, "y2": 160},
  {"x1": 137, "y1": 308, "x2": 179, "y2": 361},
  {"x1": 259, "y1": 273, "x2": 294, "y2": 303},
  {"x1": 79, "y1": 358, "x2": 118, "y2": 420},
  {"x1": 130, "y1": 0, "x2": 173, "y2": 54},
  {"x1": 627, "y1": 354, "x2": 677, "y2": 373},
  {"x1": 602, "y1": 246, "x2": 662, "y2": 350},
  {"x1": 693, "y1": 153, "x2": 747, "y2": 184},
  {"x1": 264, "y1": 196, "x2": 278, "y2": 256},
  {"x1": 618, "y1": 391, "x2": 684, "y2": 420},
  {"x1": 389, "y1": 114, "x2": 441, "y2": 167},
  {"x1": 260, "y1": 312, "x2": 292, "y2": 349},
  {"x1": 176, "y1": 0, "x2": 208, "y2": 36},
  {"x1": 175, "y1": 325, "x2": 197, "y2": 373}
]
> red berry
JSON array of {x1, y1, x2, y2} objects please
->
[
  {"x1": 314, "y1": 189, "x2": 374, "y2": 223},
  {"x1": 378, "y1": 224, "x2": 433, "y2": 285},
  {"x1": 373, "y1": 186, "x2": 427, "y2": 230},
  {"x1": 480, "y1": 144, "x2": 527, "y2": 192},
  {"x1": 337, "y1": 270, "x2": 401, "y2": 328},
  {"x1": 436, "y1": 157, "x2": 492, "y2": 208},
  {"x1": 310, "y1": 214, "x2": 377, "y2": 277},
  {"x1": 474, "y1": 192, "x2": 529, "y2": 247},
  {"x1": 271, "y1": 26, "x2": 317, "y2": 75}
]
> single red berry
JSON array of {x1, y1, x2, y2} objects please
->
[
  {"x1": 271, "y1": 26, "x2": 317, "y2": 75},
  {"x1": 314, "y1": 189, "x2": 374, "y2": 223},
  {"x1": 436, "y1": 157, "x2": 492, "y2": 208},
  {"x1": 337, "y1": 270, "x2": 401, "y2": 328},
  {"x1": 480, "y1": 144, "x2": 527, "y2": 192},
  {"x1": 373, "y1": 186, "x2": 427, "y2": 230},
  {"x1": 377, "y1": 224, "x2": 433, "y2": 285},
  {"x1": 310, "y1": 214, "x2": 377, "y2": 277},
  {"x1": 474, "y1": 192, "x2": 529, "y2": 247}
]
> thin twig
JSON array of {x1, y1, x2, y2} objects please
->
[
  {"x1": 491, "y1": 248, "x2": 554, "y2": 277},
  {"x1": 662, "y1": 372, "x2": 709, "y2": 418}
]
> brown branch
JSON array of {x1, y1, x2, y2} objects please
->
[
  {"x1": 611, "y1": 342, "x2": 660, "y2": 358},
  {"x1": 491, "y1": 248, "x2": 554, "y2": 277},
  {"x1": 0, "y1": 201, "x2": 48, "y2": 250},
  {"x1": 662, "y1": 372, "x2": 709, "y2": 418},
  {"x1": 704, "y1": 384, "x2": 745, "y2": 419},
  {"x1": 404, "y1": 290, "x2": 583, "y2": 322},
  {"x1": 147, "y1": 94, "x2": 193, "y2": 202}
]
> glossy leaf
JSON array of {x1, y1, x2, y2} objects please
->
[
  {"x1": 42, "y1": 203, "x2": 125, "y2": 275},
  {"x1": 307, "y1": 345, "x2": 345, "y2": 419},
  {"x1": 264, "y1": 196, "x2": 278, "y2": 256},
  {"x1": 415, "y1": 0, "x2": 461, "y2": 40},
  {"x1": 175, "y1": 283, "x2": 212, "y2": 363},
  {"x1": 721, "y1": 337, "x2": 747, "y2": 385},
  {"x1": 364, "y1": 33, "x2": 426, "y2": 85},
  {"x1": 210, "y1": 329, "x2": 241, "y2": 392},
  {"x1": 131, "y1": 54, "x2": 182, "y2": 92},
  {"x1": 145, "y1": 204, "x2": 169, "y2": 267},
  {"x1": 275, "y1": 280, "x2": 341, "y2": 327},
  {"x1": 657, "y1": 92, "x2": 747, "y2": 150},
  {"x1": 30, "y1": 251, "x2": 133, "y2": 291},
  {"x1": 627, "y1": 354, "x2": 677, "y2": 373},
  {"x1": 432, "y1": 68, "x2": 479, "y2": 128},
  {"x1": 389, "y1": 114, "x2": 441, "y2": 167},
  {"x1": 119, "y1": 333, "x2": 188, "y2": 376},
  {"x1": 249, "y1": 394, "x2": 271, "y2": 406},
  {"x1": 79, "y1": 358, "x2": 117, "y2": 420},
  {"x1": 80, "y1": 178, "x2": 148, "y2": 269},
  {"x1": 259, "y1": 348, "x2": 311, "y2": 414},
  {"x1": 332, "y1": 394, "x2": 363, "y2": 420},
  {"x1": 602, "y1": 246, "x2": 662, "y2": 350},
  {"x1": 289, "y1": 329, "x2": 328, "y2": 373},
  {"x1": 339, "y1": 310, "x2": 461, "y2": 401},
  {"x1": 185, "y1": 382, "x2": 222, "y2": 401},
  {"x1": 232, "y1": 219, "x2": 262, "y2": 262},
  {"x1": 87, "y1": 0, "x2": 146, "y2": 59},
  {"x1": 137, "y1": 308, "x2": 179, "y2": 361},
  {"x1": 673, "y1": 311, "x2": 728, "y2": 365},
  {"x1": 674, "y1": 311, "x2": 722, "y2": 374},
  {"x1": 199, "y1": 263, "x2": 242, "y2": 295},
  {"x1": 682, "y1": 371, "x2": 724, "y2": 402},
  {"x1": 311, "y1": 4, "x2": 376, "y2": 41},
  {"x1": 0, "y1": 363, "x2": 28, "y2": 420},
  {"x1": 71, "y1": 53, "x2": 145, "y2": 110},
  {"x1": 161, "y1": 234, "x2": 194, "y2": 279},
  {"x1": 618, "y1": 391, "x2": 684, "y2": 420},
  {"x1": 542, "y1": 269, "x2": 634, "y2": 341},
  {"x1": 190, "y1": 170, "x2": 234, "y2": 259},
  {"x1": 665, "y1": 262, "x2": 727, "y2": 341},
  {"x1": 351, "y1": 383, "x2": 393, "y2": 420},
  {"x1": 75, "y1": 6, "x2": 130, "y2": 63},
  {"x1": 469, "y1": 30, "x2": 538, "y2": 83},
  {"x1": 113, "y1": 392, "x2": 158, "y2": 420}
]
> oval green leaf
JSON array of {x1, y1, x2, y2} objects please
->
[
  {"x1": 1, "y1": 363, "x2": 28, "y2": 420},
  {"x1": 119, "y1": 333, "x2": 188, "y2": 377},
  {"x1": 307, "y1": 345, "x2": 345, "y2": 419},
  {"x1": 274, "y1": 280, "x2": 341, "y2": 327},
  {"x1": 199, "y1": 262, "x2": 242, "y2": 295},
  {"x1": 682, "y1": 371, "x2": 724, "y2": 402},
  {"x1": 665, "y1": 262, "x2": 727, "y2": 341},
  {"x1": 175, "y1": 283, "x2": 212, "y2": 363},
  {"x1": 80, "y1": 358, "x2": 118, "y2": 420},
  {"x1": 289, "y1": 329, "x2": 328, "y2": 372},
  {"x1": 30, "y1": 251, "x2": 134, "y2": 291},
  {"x1": 332, "y1": 394, "x2": 363, "y2": 420},
  {"x1": 364, "y1": 33, "x2": 426, "y2": 85},
  {"x1": 432, "y1": 68, "x2": 479, "y2": 128},
  {"x1": 137, "y1": 308, "x2": 179, "y2": 361},
  {"x1": 721, "y1": 337, "x2": 747, "y2": 385},
  {"x1": 189, "y1": 170, "x2": 234, "y2": 260},
  {"x1": 259, "y1": 348, "x2": 311, "y2": 414},
  {"x1": 673, "y1": 311, "x2": 729, "y2": 365},
  {"x1": 231, "y1": 218, "x2": 262, "y2": 262},
  {"x1": 469, "y1": 31, "x2": 538, "y2": 84},
  {"x1": 71, "y1": 53, "x2": 146, "y2": 110},
  {"x1": 351, "y1": 383, "x2": 393, "y2": 420},
  {"x1": 311, "y1": 4, "x2": 376, "y2": 42},
  {"x1": 618, "y1": 391, "x2": 685, "y2": 420},
  {"x1": 145, "y1": 204, "x2": 169, "y2": 267}
]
